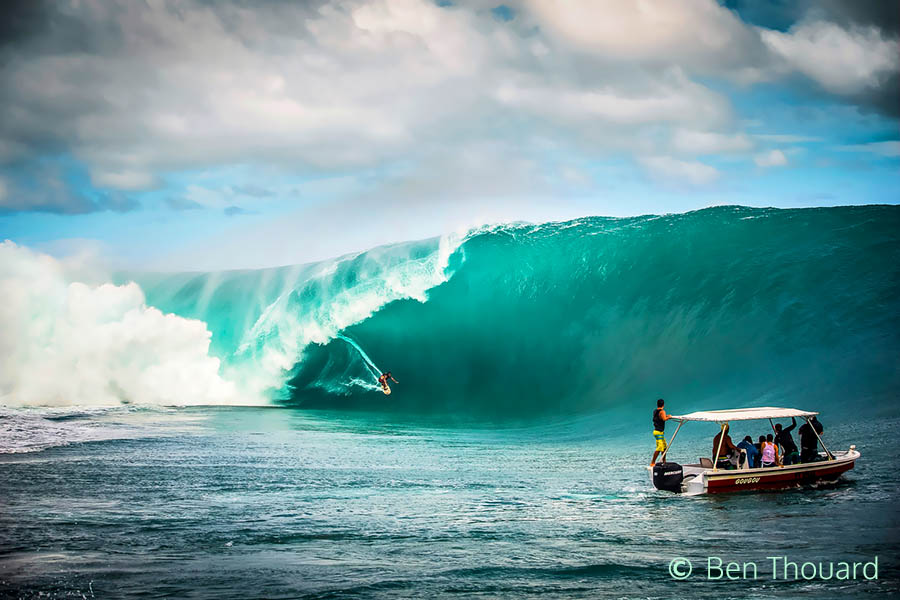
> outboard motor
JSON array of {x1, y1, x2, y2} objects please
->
[{"x1": 652, "y1": 462, "x2": 684, "y2": 493}]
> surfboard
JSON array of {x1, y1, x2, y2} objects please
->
[{"x1": 382, "y1": 385, "x2": 391, "y2": 395}]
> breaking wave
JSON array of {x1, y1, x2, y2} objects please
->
[{"x1": 3, "y1": 205, "x2": 898, "y2": 420}]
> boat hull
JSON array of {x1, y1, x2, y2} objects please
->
[
  {"x1": 704, "y1": 456, "x2": 856, "y2": 494},
  {"x1": 648, "y1": 449, "x2": 860, "y2": 495}
]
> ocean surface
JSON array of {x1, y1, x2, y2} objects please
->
[
  {"x1": 1, "y1": 408, "x2": 899, "y2": 598},
  {"x1": 1, "y1": 205, "x2": 899, "y2": 597}
]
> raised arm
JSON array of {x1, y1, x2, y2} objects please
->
[{"x1": 784, "y1": 417, "x2": 796, "y2": 433}]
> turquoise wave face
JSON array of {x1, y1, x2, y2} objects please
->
[
  {"x1": 139, "y1": 205, "x2": 900, "y2": 418},
  {"x1": 135, "y1": 235, "x2": 462, "y2": 400}
]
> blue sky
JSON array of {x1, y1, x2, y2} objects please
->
[{"x1": 0, "y1": 0, "x2": 897, "y2": 270}]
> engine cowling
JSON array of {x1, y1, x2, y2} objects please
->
[{"x1": 652, "y1": 462, "x2": 684, "y2": 493}]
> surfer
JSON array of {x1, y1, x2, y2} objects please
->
[{"x1": 378, "y1": 371, "x2": 398, "y2": 395}]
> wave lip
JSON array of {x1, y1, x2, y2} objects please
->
[{"x1": 227, "y1": 233, "x2": 464, "y2": 397}]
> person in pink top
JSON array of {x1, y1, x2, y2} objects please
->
[{"x1": 761, "y1": 433, "x2": 780, "y2": 468}]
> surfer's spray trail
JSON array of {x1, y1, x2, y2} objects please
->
[
  {"x1": 337, "y1": 335, "x2": 382, "y2": 381},
  {"x1": 2, "y1": 206, "x2": 898, "y2": 416}
]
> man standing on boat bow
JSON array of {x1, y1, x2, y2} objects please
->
[{"x1": 650, "y1": 398, "x2": 672, "y2": 466}]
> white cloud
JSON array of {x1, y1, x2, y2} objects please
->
[
  {"x1": 753, "y1": 133, "x2": 822, "y2": 143},
  {"x1": 0, "y1": 0, "x2": 756, "y2": 200},
  {"x1": 2, "y1": 0, "x2": 501, "y2": 186},
  {"x1": 639, "y1": 155, "x2": 719, "y2": 185},
  {"x1": 672, "y1": 129, "x2": 753, "y2": 155},
  {"x1": 754, "y1": 149, "x2": 788, "y2": 167},
  {"x1": 525, "y1": 1, "x2": 900, "y2": 96},
  {"x1": 837, "y1": 141, "x2": 900, "y2": 157},
  {"x1": 90, "y1": 169, "x2": 157, "y2": 191},
  {"x1": 0, "y1": 0, "x2": 896, "y2": 214},
  {"x1": 559, "y1": 166, "x2": 591, "y2": 187},
  {"x1": 495, "y1": 68, "x2": 731, "y2": 129},
  {"x1": 761, "y1": 21, "x2": 899, "y2": 95},
  {"x1": 524, "y1": 0, "x2": 772, "y2": 82}
]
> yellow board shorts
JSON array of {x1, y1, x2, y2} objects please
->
[{"x1": 653, "y1": 430, "x2": 667, "y2": 452}]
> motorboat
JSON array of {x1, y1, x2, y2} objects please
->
[{"x1": 649, "y1": 407, "x2": 859, "y2": 495}]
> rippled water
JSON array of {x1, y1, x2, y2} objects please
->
[{"x1": 1, "y1": 408, "x2": 898, "y2": 598}]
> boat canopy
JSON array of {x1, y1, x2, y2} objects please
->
[{"x1": 671, "y1": 406, "x2": 818, "y2": 423}]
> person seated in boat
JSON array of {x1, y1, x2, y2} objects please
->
[
  {"x1": 712, "y1": 425, "x2": 739, "y2": 469},
  {"x1": 799, "y1": 416, "x2": 824, "y2": 463},
  {"x1": 774, "y1": 418, "x2": 799, "y2": 465},
  {"x1": 761, "y1": 434, "x2": 780, "y2": 468},
  {"x1": 756, "y1": 435, "x2": 767, "y2": 467},
  {"x1": 737, "y1": 435, "x2": 759, "y2": 468},
  {"x1": 650, "y1": 399, "x2": 672, "y2": 466}
]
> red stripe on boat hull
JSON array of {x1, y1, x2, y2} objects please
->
[{"x1": 705, "y1": 460, "x2": 855, "y2": 493}]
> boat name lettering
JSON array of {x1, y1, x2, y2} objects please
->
[{"x1": 735, "y1": 477, "x2": 761, "y2": 484}]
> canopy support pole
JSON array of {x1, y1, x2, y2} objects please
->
[
  {"x1": 713, "y1": 422, "x2": 727, "y2": 472},
  {"x1": 660, "y1": 420, "x2": 684, "y2": 463},
  {"x1": 805, "y1": 417, "x2": 834, "y2": 461},
  {"x1": 767, "y1": 418, "x2": 782, "y2": 466}
]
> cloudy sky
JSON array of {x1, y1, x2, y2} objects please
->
[{"x1": 0, "y1": 0, "x2": 898, "y2": 270}]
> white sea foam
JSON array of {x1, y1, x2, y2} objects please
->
[
  {"x1": 0, "y1": 241, "x2": 245, "y2": 408},
  {"x1": 0, "y1": 406, "x2": 207, "y2": 453},
  {"x1": 0, "y1": 408, "x2": 110, "y2": 453}
]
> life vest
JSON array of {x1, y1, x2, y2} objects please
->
[{"x1": 652, "y1": 408, "x2": 665, "y2": 431}]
